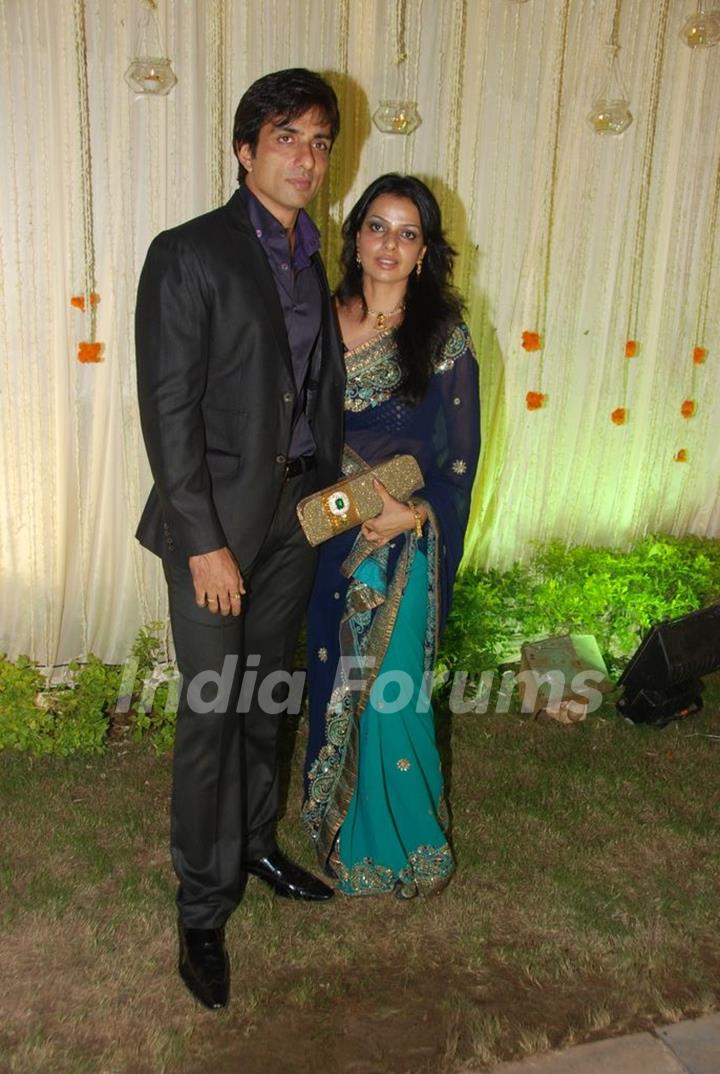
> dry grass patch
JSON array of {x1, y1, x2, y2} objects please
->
[{"x1": 1, "y1": 678, "x2": 719, "y2": 1073}]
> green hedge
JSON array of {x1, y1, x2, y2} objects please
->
[
  {"x1": 0, "y1": 624, "x2": 175, "y2": 756},
  {"x1": 439, "y1": 534, "x2": 720, "y2": 680},
  {"x1": 2, "y1": 536, "x2": 719, "y2": 754}
]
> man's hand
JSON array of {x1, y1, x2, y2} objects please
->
[
  {"x1": 361, "y1": 479, "x2": 427, "y2": 547},
  {"x1": 188, "y1": 547, "x2": 246, "y2": 616}
]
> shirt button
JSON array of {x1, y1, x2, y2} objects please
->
[
  {"x1": 281, "y1": 262, "x2": 289, "y2": 271},
  {"x1": 275, "y1": 454, "x2": 286, "y2": 465},
  {"x1": 282, "y1": 392, "x2": 293, "y2": 403},
  {"x1": 256, "y1": 228, "x2": 262, "y2": 238}
]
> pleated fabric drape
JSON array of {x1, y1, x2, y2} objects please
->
[{"x1": 1, "y1": 0, "x2": 718, "y2": 664}]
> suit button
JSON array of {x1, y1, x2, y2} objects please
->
[
  {"x1": 282, "y1": 392, "x2": 293, "y2": 403},
  {"x1": 276, "y1": 454, "x2": 286, "y2": 465}
]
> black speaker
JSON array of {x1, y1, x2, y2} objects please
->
[{"x1": 616, "y1": 602, "x2": 720, "y2": 725}]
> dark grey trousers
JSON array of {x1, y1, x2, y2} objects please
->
[{"x1": 164, "y1": 469, "x2": 318, "y2": 928}]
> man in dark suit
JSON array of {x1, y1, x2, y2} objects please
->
[{"x1": 135, "y1": 69, "x2": 345, "y2": 1010}]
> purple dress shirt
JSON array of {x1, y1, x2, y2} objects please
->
[{"x1": 240, "y1": 185, "x2": 321, "y2": 459}]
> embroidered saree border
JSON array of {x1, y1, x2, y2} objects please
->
[
  {"x1": 335, "y1": 840, "x2": 455, "y2": 897},
  {"x1": 304, "y1": 517, "x2": 449, "y2": 880},
  {"x1": 319, "y1": 538, "x2": 415, "y2": 875}
]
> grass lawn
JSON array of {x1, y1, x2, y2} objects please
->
[{"x1": 1, "y1": 676, "x2": 719, "y2": 1074}]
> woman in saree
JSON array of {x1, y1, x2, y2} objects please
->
[{"x1": 303, "y1": 174, "x2": 480, "y2": 898}]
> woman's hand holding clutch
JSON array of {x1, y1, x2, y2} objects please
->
[{"x1": 361, "y1": 479, "x2": 427, "y2": 547}]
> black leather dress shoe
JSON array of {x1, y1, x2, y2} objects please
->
[
  {"x1": 178, "y1": 921, "x2": 229, "y2": 1010},
  {"x1": 244, "y1": 849, "x2": 334, "y2": 901}
]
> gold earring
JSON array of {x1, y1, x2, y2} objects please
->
[
  {"x1": 356, "y1": 250, "x2": 362, "y2": 267},
  {"x1": 415, "y1": 257, "x2": 423, "y2": 277}
]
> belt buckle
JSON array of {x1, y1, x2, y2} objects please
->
[{"x1": 285, "y1": 455, "x2": 312, "y2": 480}]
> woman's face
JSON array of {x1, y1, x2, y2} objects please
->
[{"x1": 356, "y1": 193, "x2": 427, "y2": 289}]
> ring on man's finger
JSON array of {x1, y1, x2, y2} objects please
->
[{"x1": 232, "y1": 592, "x2": 242, "y2": 600}]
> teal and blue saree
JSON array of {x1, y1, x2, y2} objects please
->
[{"x1": 303, "y1": 323, "x2": 480, "y2": 896}]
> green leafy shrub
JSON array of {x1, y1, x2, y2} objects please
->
[
  {"x1": 48, "y1": 656, "x2": 122, "y2": 755},
  {"x1": 440, "y1": 534, "x2": 720, "y2": 680},
  {"x1": 3, "y1": 537, "x2": 719, "y2": 754},
  {"x1": 129, "y1": 675, "x2": 178, "y2": 753},
  {"x1": 125, "y1": 621, "x2": 178, "y2": 753},
  {"x1": 0, "y1": 653, "x2": 118, "y2": 754},
  {"x1": 0, "y1": 623, "x2": 177, "y2": 755},
  {"x1": 0, "y1": 654, "x2": 56, "y2": 752}
]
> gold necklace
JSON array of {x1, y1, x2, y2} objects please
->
[{"x1": 366, "y1": 303, "x2": 405, "y2": 331}]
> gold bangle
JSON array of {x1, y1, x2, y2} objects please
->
[{"x1": 407, "y1": 499, "x2": 423, "y2": 538}]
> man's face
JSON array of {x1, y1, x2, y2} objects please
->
[{"x1": 236, "y1": 107, "x2": 333, "y2": 228}]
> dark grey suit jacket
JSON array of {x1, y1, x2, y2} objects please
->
[{"x1": 135, "y1": 189, "x2": 345, "y2": 570}]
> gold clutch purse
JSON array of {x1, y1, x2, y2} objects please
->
[{"x1": 296, "y1": 454, "x2": 424, "y2": 546}]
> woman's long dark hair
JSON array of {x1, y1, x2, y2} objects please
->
[{"x1": 336, "y1": 174, "x2": 463, "y2": 403}]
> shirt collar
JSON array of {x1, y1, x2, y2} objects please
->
[{"x1": 240, "y1": 184, "x2": 320, "y2": 269}]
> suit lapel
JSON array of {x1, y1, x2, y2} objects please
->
[
  {"x1": 305, "y1": 253, "x2": 343, "y2": 427},
  {"x1": 224, "y1": 190, "x2": 293, "y2": 378},
  {"x1": 312, "y1": 252, "x2": 341, "y2": 375}
]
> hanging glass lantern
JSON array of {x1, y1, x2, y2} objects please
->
[
  {"x1": 124, "y1": 57, "x2": 176, "y2": 95},
  {"x1": 679, "y1": 1, "x2": 720, "y2": 47},
  {"x1": 125, "y1": 1, "x2": 177, "y2": 96},
  {"x1": 587, "y1": 98, "x2": 633, "y2": 135},
  {"x1": 587, "y1": 44, "x2": 633, "y2": 135},
  {"x1": 372, "y1": 1, "x2": 421, "y2": 136},
  {"x1": 372, "y1": 100, "x2": 421, "y2": 135}
]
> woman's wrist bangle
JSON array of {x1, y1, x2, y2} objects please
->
[{"x1": 407, "y1": 499, "x2": 424, "y2": 538}]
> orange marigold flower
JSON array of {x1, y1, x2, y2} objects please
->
[
  {"x1": 680, "y1": 400, "x2": 695, "y2": 418},
  {"x1": 611, "y1": 407, "x2": 627, "y2": 425},
  {"x1": 522, "y1": 331, "x2": 542, "y2": 352},
  {"x1": 77, "y1": 341, "x2": 104, "y2": 363},
  {"x1": 625, "y1": 339, "x2": 637, "y2": 358},
  {"x1": 526, "y1": 391, "x2": 546, "y2": 410},
  {"x1": 693, "y1": 346, "x2": 707, "y2": 364},
  {"x1": 70, "y1": 292, "x2": 100, "y2": 311},
  {"x1": 674, "y1": 449, "x2": 688, "y2": 463}
]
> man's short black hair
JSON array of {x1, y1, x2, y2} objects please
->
[{"x1": 232, "y1": 68, "x2": 340, "y2": 183}]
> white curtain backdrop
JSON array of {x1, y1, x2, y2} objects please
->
[{"x1": 1, "y1": 0, "x2": 719, "y2": 665}]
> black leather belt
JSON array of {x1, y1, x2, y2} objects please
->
[{"x1": 284, "y1": 454, "x2": 316, "y2": 479}]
